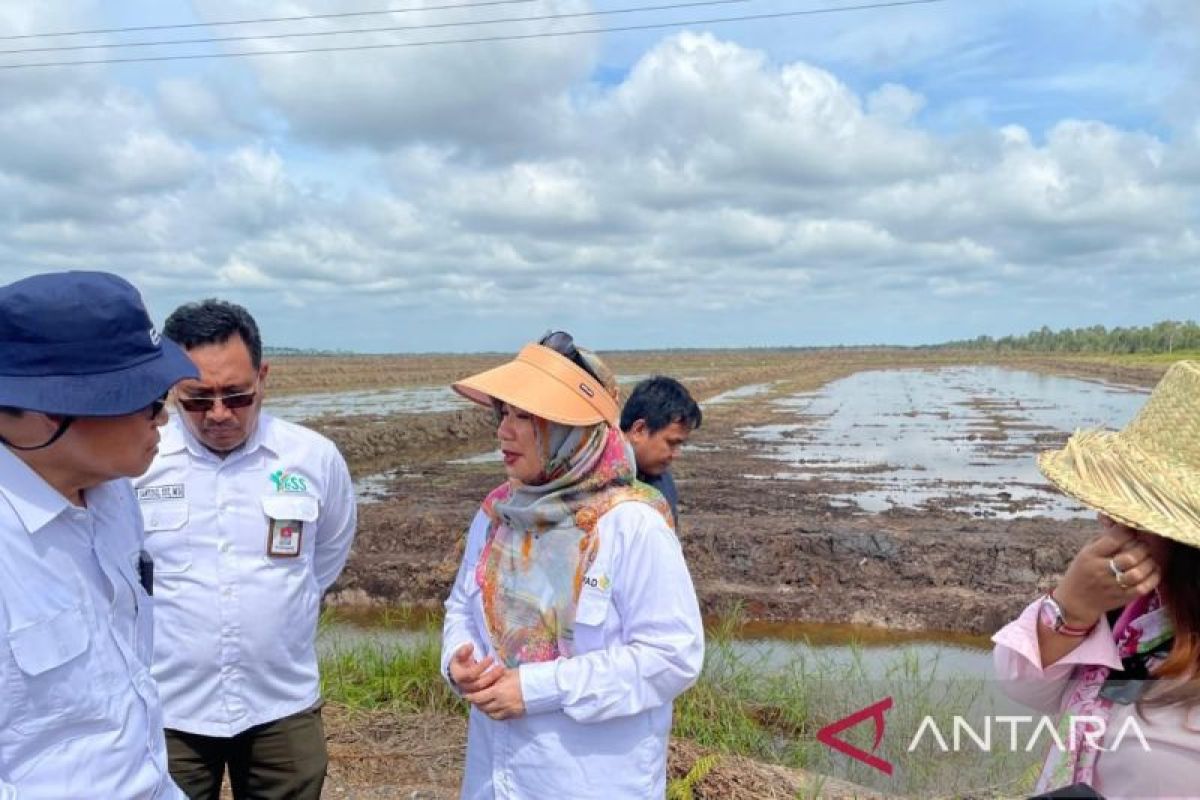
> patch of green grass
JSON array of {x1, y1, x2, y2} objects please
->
[
  {"x1": 317, "y1": 612, "x2": 1035, "y2": 797},
  {"x1": 1107, "y1": 349, "x2": 1200, "y2": 364},
  {"x1": 1044, "y1": 350, "x2": 1200, "y2": 368},
  {"x1": 319, "y1": 622, "x2": 466, "y2": 716},
  {"x1": 669, "y1": 613, "x2": 1035, "y2": 796}
]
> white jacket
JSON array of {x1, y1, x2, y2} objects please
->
[{"x1": 442, "y1": 501, "x2": 704, "y2": 799}]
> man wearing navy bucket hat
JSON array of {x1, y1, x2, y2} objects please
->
[{"x1": 0, "y1": 271, "x2": 196, "y2": 798}]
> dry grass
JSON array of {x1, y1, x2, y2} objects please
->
[
  {"x1": 318, "y1": 704, "x2": 880, "y2": 800},
  {"x1": 323, "y1": 705, "x2": 464, "y2": 798},
  {"x1": 267, "y1": 354, "x2": 506, "y2": 396}
]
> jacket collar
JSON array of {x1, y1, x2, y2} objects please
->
[
  {"x1": 0, "y1": 444, "x2": 75, "y2": 534},
  {"x1": 163, "y1": 412, "x2": 280, "y2": 462}
]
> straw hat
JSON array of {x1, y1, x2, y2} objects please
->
[
  {"x1": 1038, "y1": 360, "x2": 1200, "y2": 549},
  {"x1": 453, "y1": 343, "x2": 619, "y2": 427}
]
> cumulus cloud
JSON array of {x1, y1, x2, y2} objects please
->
[
  {"x1": 190, "y1": 0, "x2": 599, "y2": 156},
  {"x1": 0, "y1": 2, "x2": 1197, "y2": 349},
  {"x1": 155, "y1": 77, "x2": 254, "y2": 141}
]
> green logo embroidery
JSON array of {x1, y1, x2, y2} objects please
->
[{"x1": 270, "y1": 470, "x2": 308, "y2": 493}]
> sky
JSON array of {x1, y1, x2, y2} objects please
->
[{"x1": 0, "y1": 0, "x2": 1197, "y2": 353}]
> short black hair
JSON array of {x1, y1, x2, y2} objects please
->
[
  {"x1": 0, "y1": 406, "x2": 23, "y2": 417},
  {"x1": 163, "y1": 299, "x2": 263, "y2": 368},
  {"x1": 620, "y1": 376, "x2": 702, "y2": 434}
]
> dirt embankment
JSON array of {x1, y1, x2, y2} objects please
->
[
  {"x1": 1015, "y1": 355, "x2": 1167, "y2": 389},
  {"x1": 315, "y1": 410, "x2": 497, "y2": 478}
]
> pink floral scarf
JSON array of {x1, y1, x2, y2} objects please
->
[{"x1": 1036, "y1": 592, "x2": 1173, "y2": 792}]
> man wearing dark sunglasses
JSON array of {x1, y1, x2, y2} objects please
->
[
  {"x1": 0, "y1": 271, "x2": 198, "y2": 798},
  {"x1": 133, "y1": 299, "x2": 356, "y2": 800}
]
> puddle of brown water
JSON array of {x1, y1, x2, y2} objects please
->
[
  {"x1": 320, "y1": 606, "x2": 993, "y2": 677},
  {"x1": 733, "y1": 619, "x2": 989, "y2": 650}
]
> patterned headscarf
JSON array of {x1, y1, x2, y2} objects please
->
[{"x1": 473, "y1": 349, "x2": 672, "y2": 667}]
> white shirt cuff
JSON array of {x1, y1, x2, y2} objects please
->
[{"x1": 519, "y1": 661, "x2": 564, "y2": 714}]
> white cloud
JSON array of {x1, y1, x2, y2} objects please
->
[
  {"x1": 155, "y1": 77, "x2": 248, "y2": 141},
  {"x1": 0, "y1": 5, "x2": 1198, "y2": 349},
  {"x1": 217, "y1": 258, "x2": 274, "y2": 288},
  {"x1": 191, "y1": 0, "x2": 600, "y2": 155}
]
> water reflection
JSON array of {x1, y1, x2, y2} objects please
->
[
  {"x1": 354, "y1": 469, "x2": 402, "y2": 505},
  {"x1": 317, "y1": 609, "x2": 992, "y2": 678},
  {"x1": 744, "y1": 366, "x2": 1147, "y2": 518},
  {"x1": 267, "y1": 386, "x2": 469, "y2": 422},
  {"x1": 448, "y1": 450, "x2": 503, "y2": 465},
  {"x1": 271, "y1": 372, "x2": 658, "y2": 423},
  {"x1": 704, "y1": 382, "x2": 776, "y2": 406}
]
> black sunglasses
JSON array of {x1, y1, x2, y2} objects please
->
[
  {"x1": 539, "y1": 330, "x2": 599, "y2": 380},
  {"x1": 176, "y1": 388, "x2": 257, "y2": 414},
  {"x1": 146, "y1": 393, "x2": 168, "y2": 419}
]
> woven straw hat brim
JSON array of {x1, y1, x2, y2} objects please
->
[{"x1": 1038, "y1": 429, "x2": 1200, "y2": 549}]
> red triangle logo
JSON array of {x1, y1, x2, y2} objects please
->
[{"x1": 815, "y1": 696, "x2": 894, "y2": 776}]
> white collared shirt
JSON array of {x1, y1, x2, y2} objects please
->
[
  {"x1": 0, "y1": 446, "x2": 183, "y2": 800},
  {"x1": 441, "y1": 502, "x2": 705, "y2": 799},
  {"x1": 134, "y1": 413, "x2": 356, "y2": 737}
]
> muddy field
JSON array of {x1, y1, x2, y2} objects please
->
[{"x1": 270, "y1": 349, "x2": 1167, "y2": 636}]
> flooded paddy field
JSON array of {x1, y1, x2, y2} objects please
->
[
  {"x1": 264, "y1": 349, "x2": 1168, "y2": 637},
  {"x1": 741, "y1": 366, "x2": 1147, "y2": 518},
  {"x1": 267, "y1": 386, "x2": 468, "y2": 422}
]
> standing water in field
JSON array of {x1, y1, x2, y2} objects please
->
[
  {"x1": 742, "y1": 366, "x2": 1148, "y2": 518},
  {"x1": 266, "y1": 386, "x2": 470, "y2": 422},
  {"x1": 271, "y1": 372, "x2": 656, "y2": 423}
]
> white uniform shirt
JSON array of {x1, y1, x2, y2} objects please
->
[
  {"x1": 134, "y1": 413, "x2": 356, "y2": 737},
  {"x1": 441, "y1": 502, "x2": 705, "y2": 800},
  {"x1": 0, "y1": 446, "x2": 183, "y2": 800}
]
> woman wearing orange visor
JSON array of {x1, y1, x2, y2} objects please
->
[{"x1": 440, "y1": 331, "x2": 704, "y2": 799}]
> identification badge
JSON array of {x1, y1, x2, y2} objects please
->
[{"x1": 267, "y1": 518, "x2": 303, "y2": 557}]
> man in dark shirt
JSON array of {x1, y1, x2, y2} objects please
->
[{"x1": 620, "y1": 376, "x2": 702, "y2": 526}]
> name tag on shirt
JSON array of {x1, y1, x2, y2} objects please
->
[
  {"x1": 137, "y1": 484, "x2": 185, "y2": 502},
  {"x1": 267, "y1": 519, "x2": 303, "y2": 557},
  {"x1": 260, "y1": 493, "x2": 318, "y2": 558}
]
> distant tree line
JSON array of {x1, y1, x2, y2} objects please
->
[
  {"x1": 941, "y1": 320, "x2": 1200, "y2": 354},
  {"x1": 264, "y1": 345, "x2": 356, "y2": 357}
]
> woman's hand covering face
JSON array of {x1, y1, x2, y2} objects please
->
[{"x1": 1055, "y1": 516, "x2": 1164, "y2": 627}]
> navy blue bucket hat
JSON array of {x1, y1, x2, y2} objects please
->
[{"x1": 0, "y1": 271, "x2": 199, "y2": 416}]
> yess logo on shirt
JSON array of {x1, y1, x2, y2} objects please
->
[{"x1": 270, "y1": 470, "x2": 309, "y2": 493}]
